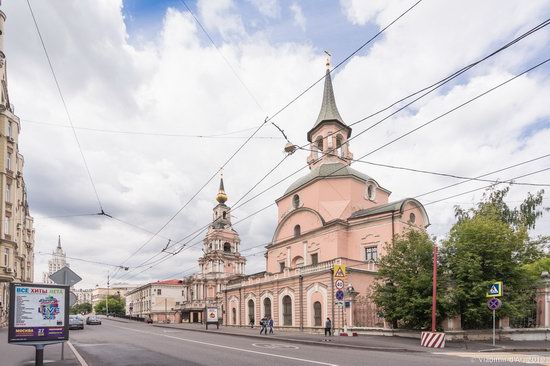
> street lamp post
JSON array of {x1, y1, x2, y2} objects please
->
[{"x1": 344, "y1": 283, "x2": 355, "y2": 334}]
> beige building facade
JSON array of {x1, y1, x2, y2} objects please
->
[
  {"x1": 0, "y1": 7, "x2": 35, "y2": 327},
  {"x1": 125, "y1": 280, "x2": 184, "y2": 323},
  {"x1": 92, "y1": 284, "x2": 136, "y2": 309}
]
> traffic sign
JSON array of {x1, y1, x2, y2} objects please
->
[
  {"x1": 69, "y1": 291, "x2": 78, "y2": 307},
  {"x1": 486, "y1": 281, "x2": 503, "y2": 298},
  {"x1": 334, "y1": 279, "x2": 345, "y2": 290},
  {"x1": 335, "y1": 290, "x2": 344, "y2": 301},
  {"x1": 49, "y1": 266, "x2": 82, "y2": 286},
  {"x1": 487, "y1": 298, "x2": 502, "y2": 310},
  {"x1": 333, "y1": 264, "x2": 346, "y2": 278}
]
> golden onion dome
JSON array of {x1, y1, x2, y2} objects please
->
[{"x1": 216, "y1": 176, "x2": 228, "y2": 204}]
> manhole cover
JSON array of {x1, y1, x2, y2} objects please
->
[{"x1": 252, "y1": 343, "x2": 299, "y2": 350}]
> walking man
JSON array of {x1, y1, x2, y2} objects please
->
[
  {"x1": 268, "y1": 317, "x2": 274, "y2": 334},
  {"x1": 259, "y1": 317, "x2": 267, "y2": 335},
  {"x1": 324, "y1": 317, "x2": 332, "y2": 337}
]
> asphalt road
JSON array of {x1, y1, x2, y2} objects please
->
[{"x1": 66, "y1": 318, "x2": 535, "y2": 366}]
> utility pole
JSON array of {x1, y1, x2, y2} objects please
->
[
  {"x1": 431, "y1": 243, "x2": 438, "y2": 332},
  {"x1": 106, "y1": 271, "x2": 110, "y2": 317}
]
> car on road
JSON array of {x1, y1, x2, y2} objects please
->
[
  {"x1": 86, "y1": 316, "x2": 102, "y2": 325},
  {"x1": 69, "y1": 315, "x2": 84, "y2": 330}
]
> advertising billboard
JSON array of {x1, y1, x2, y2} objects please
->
[
  {"x1": 206, "y1": 307, "x2": 218, "y2": 323},
  {"x1": 8, "y1": 282, "x2": 70, "y2": 343}
]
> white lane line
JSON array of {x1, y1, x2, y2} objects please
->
[
  {"x1": 67, "y1": 341, "x2": 89, "y2": 366},
  {"x1": 108, "y1": 324, "x2": 338, "y2": 366}
]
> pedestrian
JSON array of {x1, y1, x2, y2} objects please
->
[
  {"x1": 250, "y1": 318, "x2": 254, "y2": 328},
  {"x1": 268, "y1": 317, "x2": 274, "y2": 334},
  {"x1": 324, "y1": 317, "x2": 332, "y2": 337},
  {"x1": 259, "y1": 317, "x2": 266, "y2": 335}
]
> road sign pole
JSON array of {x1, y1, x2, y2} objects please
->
[{"x1": 492, "y1": 308, "x2": 496, "y2": 346}]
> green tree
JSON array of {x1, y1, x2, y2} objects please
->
[
  {"x1": 372, "y1": 229, "x2": 446, "y2": 329},
  {"x1": 70, "y1": 302, "x2": 93, "y2": 315},
  {"x1": 443, "y1": 187, "x2": 546, "y2": 329},
  {"x1": 94, "y1": 296, "x2": 125, "y2": 315}
]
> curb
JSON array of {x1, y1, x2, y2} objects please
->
[
  {"x1": 478, "y1": 347, "x2": 550, "y2": 353},
  {"x1": 152, "y1": 324, "x2": 422, "y2": 353}
]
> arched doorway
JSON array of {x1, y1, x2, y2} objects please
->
[
  {"x1": 263, "y1": 298, "x2": 272, "y2": 319},
  {"x1": 232, "y1": 307, "x2": 236, "y2": 325},
  {"x1": 248, "y1": 299, "x2": 255, "y2": 325},
  {"x1": 282, "y1": 295, "x2": 292, "y2": 326},
  {"x1": 314, "y1": 301, "x2": 322, "y2": 326}
]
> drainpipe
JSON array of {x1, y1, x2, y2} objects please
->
[
  {"x1": 239, "y1": 288, "x2": 242, "y2": 327},
  {"x1": 299, "y1": 275, "x2": 304, "y2": 332},
  {"x1": 391, "y1": 211, "x2": 395, "y2": 243}
]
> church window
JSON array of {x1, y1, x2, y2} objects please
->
[
  {"x1": 310, "y1": 253, "x2": 318, "y2": 266},
  {"x1": 279, "y1": 261, "x2": 286, "y2": 272},
  {"x1": 366, "y1": 184, "x2": 376, "y2": 201},
  {"x1": 223, "y1": 242, "x2": 231, "y2": 253},
  {"x1": 248, "y1": 299, "x2": 255, "y2": 324},
  {"x1": 314, "y1": 301, "x2": 322, "y2": 326},
  {"x1": 336, "y1": 135, "x2": 343, "y2": 157},
  {"x1": 409, "y1": 213, "x2": 416, "y2": 224},
  {"x1": 292, "y1": 256, "x2": 304, "y2": 268},
  {"x1": 365, "y1": 246, "x2": 378, "y2": 262},
  {"x1": 293, "y1": 194, "x2": 300, "y2": 208},
  {"x1": 282, "y1": 295, "x2": 292, "y2": 326},
  {"x1": 316, "y1": 137, "x2": 323, "y2": 152},
  {"x1": 294, "y1": 225, "x2": 301, "y2": 237},
  {"x1": 264, "y1": 298, "x2": 272, "y2": 318},
  {"x1": 223, "y1": 211, "x2": 227, "y2": 219}
]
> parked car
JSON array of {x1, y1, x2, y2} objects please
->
[
  {"x1": 146, "y1": 317, "x2": 153, "y2": 324},
  {"x1": 69, "y1": 315, "x2": 84, "y2": 330},
  {"x1": 86, "y1": 316, "x2": 102, "y2": 325}
]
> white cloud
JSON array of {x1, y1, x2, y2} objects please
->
[
  {"x1": 289, "y1": 3, "x2": 306, "y2": 31},
  {"x1": 248, "y1": 0, "x2": 280, "y2": 19},
  {"x1": 197, "y1": 0, "x2": 245, "y2": 39}
]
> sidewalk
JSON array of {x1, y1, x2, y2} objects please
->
[
  {"x1": 151, "y1": 321, "x2": 550, "y2": 353},
  {"x1": 0, "y1": 328, "x2": 80, "y2": 366}
]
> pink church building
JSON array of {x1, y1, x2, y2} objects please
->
[{"x1": 179, "y1": 61, "x2": 429, "y2": 331}]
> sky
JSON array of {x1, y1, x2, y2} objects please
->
[{"x1": 3, "y1": 0, "x2": 550, "y2": 289}]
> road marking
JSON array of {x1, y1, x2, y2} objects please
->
[
  {"x1": 108, "y1": 324, "x2": 338, "y2": 366},
  {"x1": 434, "y1": 351, "x2": 550, "y2": 365},
  {"x1": 67, "y1": 341, "x2": 89, "y2": 366},
  {"x1": 252, "y1": 343, "x2": 299, "y2": 350}
]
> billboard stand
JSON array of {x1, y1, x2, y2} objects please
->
[
  {"x1": 8, "y1": 283, "x2": 70, "y2": 366},
  {"x1": 205, "y1": 306, "x2": 219, "y2": 330}
]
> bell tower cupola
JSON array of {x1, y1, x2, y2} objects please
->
[{"x1": 306, "y1": 54, "x2": 353, "y2": 169}]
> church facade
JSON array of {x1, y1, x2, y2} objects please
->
[{"x1": 221, "y1": 61, "x2": 429, "y2": 331}]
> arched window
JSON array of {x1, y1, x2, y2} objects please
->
[
  {"x1": 314, "y1": 301, "x2": 322, "y2": 326},
  {"x1": 316, "y1": 137, "x2": 323, "y2": 152},
  {"x1": 294, "y1": 225, "x2": 301, "y2": 237},
  {"x1": 224, "y1": 242, "x2": 231, "y2": 253},
  {"x1": 293, "y1": 194, "x2": 300, "y2": 208},
  {"x1": 282, "y1": 295, "x2": 292, "y2": 326},
  {"x1": 222, "y1": 211, "x2": 227, "y2": 219},
  {"x1": 292, "y1": 256, "x2": 304, "y2": 268},
  {"x1": 336, "y1": 135, "x2": 343, "y2": 157},
  {"x1": 366, "y1": 184, "x2": 376, "y2": 201},
  {"x1": 232, "y1": 307, "x2": 236, "y2": 325},
  {"x1": 409, "y1": 213, "x2": 416, "y2": 224},
  {"x1": 248, "y1": 299, "x2": 255, "y2": 324},
  {"x1": 263, "y1": 298, "x2": 272, "y2": 318}
]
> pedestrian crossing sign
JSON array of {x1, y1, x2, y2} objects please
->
[
  {"x1": 333, "y1": 264, "x2": 346, "y2": 278},
  {"x1": 486, "y1": 281, "x2": 503, "y2": 298}
]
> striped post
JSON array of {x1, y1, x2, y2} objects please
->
[{"x1": 420, "y1": 331, "x2": 446, "y2": 348}]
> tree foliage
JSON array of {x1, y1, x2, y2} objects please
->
[
  {"x1": 372, "y1": 229, "x2": 446, "y2": 329},
  {"x1": 70, "y1": 302, "x2": 92, "y2": 315},
  {"x1": 94, "y1": 296, "x2": 125, "y2": 315},
  {"x1": 443, "y1": 187, "x2": 546, "y2": 329}
]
